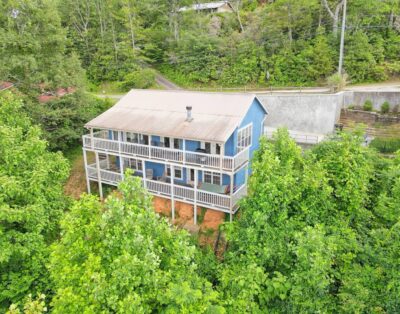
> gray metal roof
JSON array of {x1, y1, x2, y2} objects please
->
[
  {"x1": 85, "y1": 89, "x2": 262, "y2": 143},
  {"x1": 179, "y1": 1, "x2": 232, "y2": 12}
]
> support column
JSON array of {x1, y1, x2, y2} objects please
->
[
  {"x1": 194, "y1": 168, "x2": 198, "y2": 225},
  {"x1": 220, "y1": 144, "x2": 225, "y2": 171},
  {"x1": 229, "y1": 173, "x2": 234, "y2": 222},
  {"x1": 142, "y1": 160, "x2": 147, "y2": 188},
  {"x1": 106, "y1": 154, "x2": 110, "y2": 169},
  {"x1": 171, "y1": 165, "x2": 175, "y2": 221},
  {"x1": 95, "y1": 151, "x2": 103, "y2": 200},
  {"x1": 83, "y1": 149, "x2": 91, "y2": 194},
  {"x1": 182, "y1": 140, "x2": 186, "y2": 164},
  {"x1": 90, "y1": 128, "x2": 94, "y2": 149},
  {"x1": 119, "y1": 156, "x2": 124, "y2": 180}
]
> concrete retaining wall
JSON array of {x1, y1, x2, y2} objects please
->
[
  {"x1": 257, "y1": 90, "x2": 399, "y2": 136},
  {"x1": 343, "y1": 91, "x2": 400, "y2": 111},
  {"x1": 257, "y1": 93, "x2": 343, "y2": 135}
]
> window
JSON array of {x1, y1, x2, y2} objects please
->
[
  {"x1": 128, "y1": 158, "x2": 142, "y2": 171},
  {"x1": 237, "y1": 123, "x2": 252, "y2": 152},
  {"x1": 204, "y1": 142, "x2": 211, "y2": 154},
  {"x1": 112, "y1": 131, "x2": 119, "y2": 141},
  {"x1": 200, "y1": 142, "x2": 221, "y2": 155},
  {"x1": 166, "y1": 165, "x2": 183, "y2": 180},
  {"x1": 204, "y1": 171, "x2": 221, "y2": 185},
  {"x1": 216, "y1": 143, "x2": 221, "y2": 155},
  {"x1": 126, "y1": 133, "x2": 148, "y2": 145},
  {"x1": 188, "y1": 168, "x2": 195, "y2": 182},
  {"x1": 173, "y1": 138, "x2": 183, "y2": 149},
  {"x1": 164, "y1": 137, "x2": 170, "y2": 148}
]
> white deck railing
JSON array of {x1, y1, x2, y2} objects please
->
[
  {"x1": 83, "y1": 132, "x2": 249, "y2": 172},
  {"x1": 264, "y1": 127, "x2": 324, "y2": 145},
  {"x1": 86, "y1": 165, "x2": 245, "y2": 212}
]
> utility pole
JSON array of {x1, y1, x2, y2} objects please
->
[{"x1": 338, "y1": 0, "x2": 347, "y2": 75}]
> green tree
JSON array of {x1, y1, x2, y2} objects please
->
[
  {"x1": 23, "y1": 92, "x2": 112, "y2": 152},
  {"x1": 0, "y1": 93, "x2": 69, "y2": 311},
  {"x1": 49, "y1": 172, "x2": 224, "y2": 313},
  {"x1": 0, "y1": 0, "x2": 84, "y2": 90}
]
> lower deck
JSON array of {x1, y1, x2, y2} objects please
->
[{"x1": 83, "y1": 150, "x2": 248, "y2": 222}]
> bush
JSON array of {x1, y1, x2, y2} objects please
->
[
  {"x1": 370, "y1": 137, "x2": 400, "y2": 154},
  {"x1": 119, "y1": 68, "x2": 156, "y2": 91},
  {"x1": 326, "y1": 73, "x2": 348, "y2": 92},
  {"x1": 381, "y1": 101, "x2": 390, "y2": 114},
  {"x1": 392, "y1": 104, "x2": 399, "y2": 114},
  {"x1": 363, "y1": 100, "x2": 373, "y2": 111}
]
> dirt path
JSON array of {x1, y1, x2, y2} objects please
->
[
  {"x1": 64, "y1": 152, "x2": 89, "y2": 199},
  {"x1": 155, "y1": 73, "x2": 181, "y2": 90}
]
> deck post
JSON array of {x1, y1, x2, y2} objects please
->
[
  {"x1": 142, "y1": 160, "x2": 147, "y2": 188},
  {"x1": 106, "y1": 154, "x2": 110, "y2": 169},
  {"x1": 194, "y1": 168, "x2": 198, "y2": 225},
  {"x1": 83, "y1": 149, "x2": 91, "y2": 194},
  {"x1": 182, "y1": 140, "x2": 186, "y2": 164},
  {"x1": 220, "y1": 144, "x2": 224, "y2": 171},
  {"x1": 95, "y1": 151, "x2": 103, "y2": 200},
  {"x1": 119, "y1": 156, "x2": 124, "y2": 180},
  {"x1": 90, "y1": 128, "x2": 94, "y2": 149},
  {"x1": 171, "y1": 164, "x2": 175, "y2": 221},
  {"x1": 229, "y1": 173, "x2": 234, "y2": 222}
]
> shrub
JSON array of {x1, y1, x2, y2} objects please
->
[
  {"x1": 363, "y1": 100, "x2": 373, "y2": 111},
  {"x1": 392, "y1": 104, "x2": 399, "y2": 114},
  {"x1": 381, "y1": 101, "x2": 390, "y2": 114},
  {"x1": 326, "y1": 73, "x2": 348, "y2": 92},
  {"x1": 119, "y1": 68, "x2": 156, "y2": 91},
  {"x1": 370, "y1": 137, "x2": 400, "y2": 154}
]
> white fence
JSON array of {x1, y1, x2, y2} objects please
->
[
  {"x1": 264, "y1": 127, "x2": 324, "y2": 145},
  {"x1": 83, "y1": 133, "x2": 249, "y2": 171}
]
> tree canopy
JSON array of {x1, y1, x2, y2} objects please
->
[
  {"x1": 218, "y1": 129, "x2": 400, "y2": 312},
  {"x1": 49, "y1": 172, "x2": 224, "y2": 313},
  {"x1": 0, "y1": 93, "x2": 69, "y2": 311}
]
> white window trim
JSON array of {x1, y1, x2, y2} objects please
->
[
  {"x1": 237, "y1": 122, "x2": 253, "y2": 152},
  {"x1": 166, "y1": 165, "x2": 183, "y2": 180},
  {"x1": 203, "y1": 171, "x2": 222, "y2": 185},
  {"x1": 130, "y1": 158, "x2": 143, "y2": 171},
  {"x1": 261, "y1": 115, "x2": 267, "y2": 136},
  {"x1": 200, "y1": 142, "x2": 221, "y2": 155}
]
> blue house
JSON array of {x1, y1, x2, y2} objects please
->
[{"x1": 83, "y1": 90, "x2": 267, "y2": 222}]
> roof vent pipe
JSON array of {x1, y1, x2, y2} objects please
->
[{"x1": 186, "y1": 106, "x2": 193, "y2": 122}]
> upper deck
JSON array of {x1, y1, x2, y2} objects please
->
[{"x1": 83, "y1": 130, "x2": 249, "y2": 173}]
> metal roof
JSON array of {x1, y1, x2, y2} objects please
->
[
  {"x1": 179, "y1": 1, "x2": 232, "y2": 12},
  {"x1": 85, "y1": 89, "x2": 262, "y2": 143}
]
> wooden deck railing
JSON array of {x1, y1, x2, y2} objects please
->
[
  {"x1": 86, "y1": 165, "x2": 245, "y2": 212},
  {"x1": 83, "y1": 133, "x2": 249, "y2": 172}
]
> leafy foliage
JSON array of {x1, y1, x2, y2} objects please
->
[
  {"x1": 23, "y1": 92, "x2": 112, "y2": 151},
  {"x1": 49, "y1": 172, "x2": 224, "y2": 313},
  {"x1": 0, "y1": 0, "x2": 84, "y2": 90},
  {"x1": 218, "y1": 129, "x2": 400, "y2": 312},
  {"x1": 0, "y1": 93, "x2": 69, "y2": 311}
]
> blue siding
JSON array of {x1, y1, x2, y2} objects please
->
[
  {"x1": 224, "y1": 133, "x2": 235, "y2": 156},
  {"x1": 237, "y1": 98, "x2": 266, "y2": 157},
  {"x1": 151, "y1": 135, "x2": 161, "y2": 146},
  {"x1": 185, "y1": 139, "x2": 201, "y2": 152}
]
